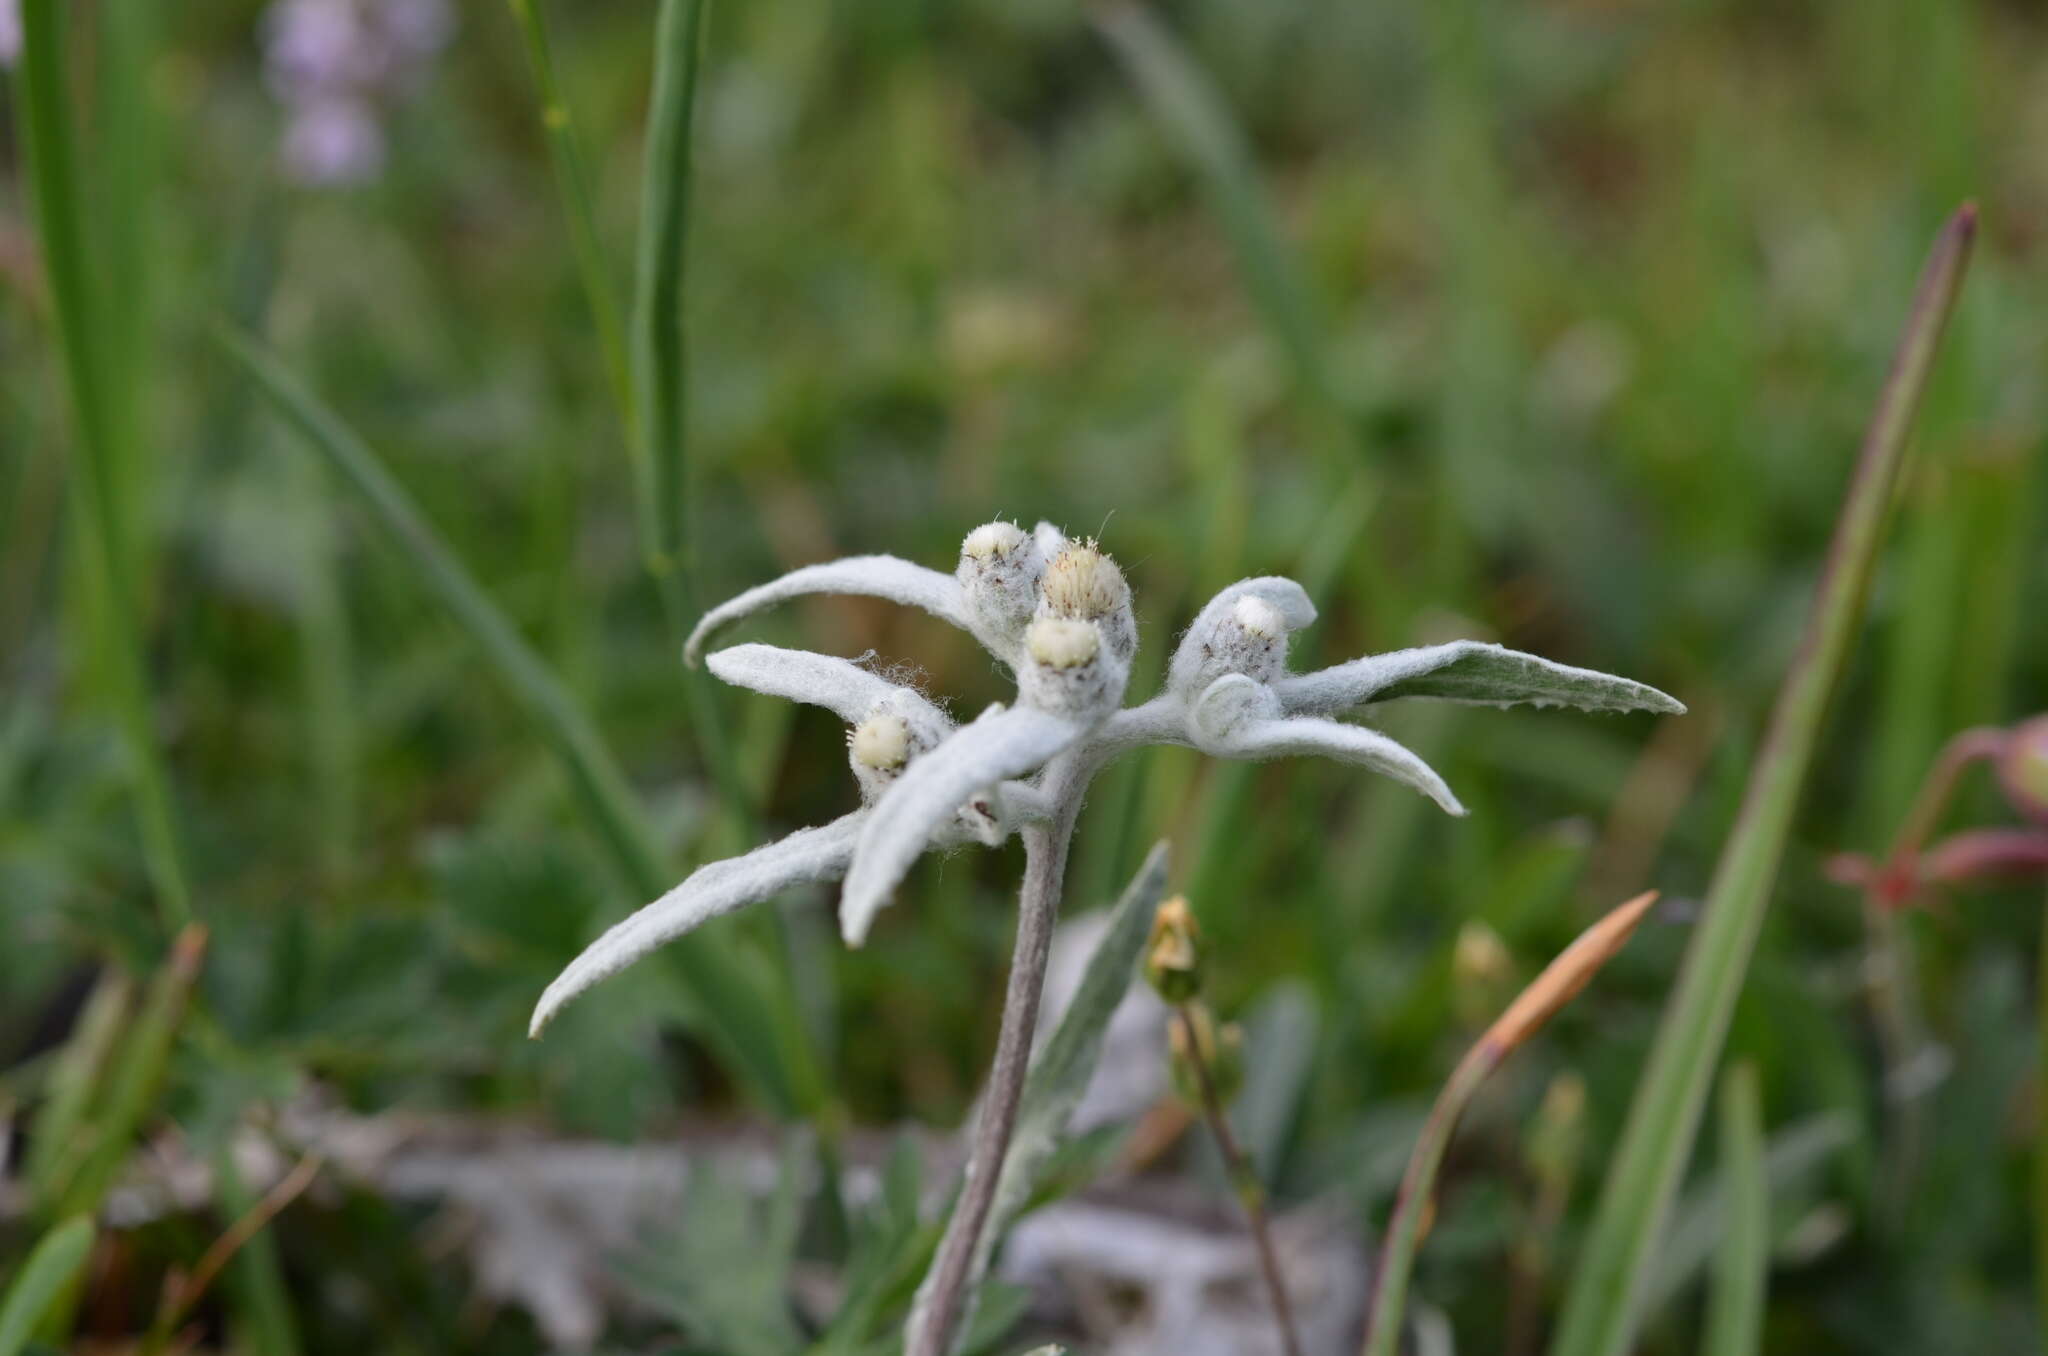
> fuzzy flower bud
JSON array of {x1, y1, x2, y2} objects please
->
[
  {"x1": 1143, "y1": 895, "x2": 1205, "y2": 1003},
  {"x1": 1169, "y1": 1004, "x2": 1244, "y2": 1107},
  {"x1": 1165, "y1": 578, "x2": 1315, "y2": 701},
  {"x1": 845, "y1": 692, "x2": 950, "y2": 803},
  {"x1": 1999, "y1": 715, "x2": 2048, "y2": 825},
  {"x1": 957, "y1": 520, "x2": 1047, "y2": 663},
  {"x1": 1037, "y1": 542, "x2": 1137, "y2": 663},
  {"x1": 1018, "y1": 617, "x2": 1128, "y2": 720}
]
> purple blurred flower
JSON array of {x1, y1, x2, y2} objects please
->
[
  {"x1": 261, "y1": 0, "x2": 451, "y2": 185},
  {"x1": 283, "y1": 95, "x2": 386, "y2": 185},
  {"x1": 0, "y1": 0, "x2": 21, "y2": 69}
]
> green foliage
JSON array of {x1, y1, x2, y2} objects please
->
[{"x1": 0, "y1": 1217, "x2": 93, "y2": 1356}]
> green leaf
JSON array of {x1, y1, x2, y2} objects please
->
[
  {"x1": 216, "y1": 325, "x2": 815, "y2": 1118},
  {"x1": 0, "y1": 1216, "x2": 94, "y2": 1356},
  {"x1": 1703, "y1": 1063, "x2": 1769, "y2": 1356},
  {"x1": 1549, "y1": 204, "x2": 1978, "y2": 1356}
]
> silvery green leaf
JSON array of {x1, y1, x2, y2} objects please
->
[
  {"x1": 683, "y1": 556, "x2": 970, "y2": 665},
  {"x1": 531, "y1": 814, "x2": 864, "y2": 1035},
  {"x1": 1166, "y1": 576, "x2": 1317, "y2": 697},
  {"x1": 1275, "y1": 640, "x2": 1683, "y2": 718},
  {"x1": 839, "y1": 706, "x2": 1084, "y2": 946},
  {"x1": 1190, "y1": 675, "x2": 1464, "y2": 815},
  {"x1": 706, "y1": 644, "x2": 908, "y2": 725},
  {"x1": 933, "y1": 843, "x2": 1172, "y2": 1343}
]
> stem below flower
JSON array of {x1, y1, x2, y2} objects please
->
[
  {"x1": 1175, "y1": 1003, "x2": 1304, "y2": 1356},
  {"x1": 908, "y1": 765, "x2": 1084, "y2": 1356}
]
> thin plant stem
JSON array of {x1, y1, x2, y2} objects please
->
[
  {"x1": 506, "y1": 0, "x2": 636, "y2": 442},
  {"x1": 140, "y1": 1155, "x2": 322, "y2": 1356},
  {"x1": 907, "y1": 767, "x2": 1086, "y2": 1356},
  {"x1": 2035, "y1": 886, "x2": 2048, "y2": 1345},
  {"x1": 1175, "y1": 1003, "x2": 1303, "y2": 1356}
]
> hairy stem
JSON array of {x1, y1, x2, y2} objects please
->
[
  {"x1": 1176, "y1": 1003, "x2": 1303, "y2": 1356},
  {"x1": 908, "y1": 764, "x2": 1085, "y2": 1356}
]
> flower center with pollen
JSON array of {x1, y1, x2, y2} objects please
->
[
  {"x1": 1040, "y1": 543, "x2": 1128, "y2": 621},
  {"x1": 849, "y1": 713, "x2": 912, "y2": 770},
  {"x1": 962, "y1": 520, "x2": 1028, "y2": 560}
]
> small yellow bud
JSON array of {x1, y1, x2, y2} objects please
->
[
  {"x1": 1453, "y1": 920, "x2": 1513, "y2": 1029},
  {"x1": 848, "y1": 714, "x2": 912, "y2": 770},
  {"x1": 1025, "y1": 617, "x2": 1100, "y2": 670},
  {"x1": 1040, "y1": 542, "x2": 1129, "y2": 622},
  {"x1": 1143, "y1": 895, "x2": 1204, "y2": 1002}
]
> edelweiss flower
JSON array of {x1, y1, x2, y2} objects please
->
[{"x1": 532, "y1": 522, "x2": 1683, "y2": 1034}]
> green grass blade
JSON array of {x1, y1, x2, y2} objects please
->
[
  {"x1": 16, "y1": 0, "x2": 191, "y2": 927},
  {"x1": 506, "y1": 0, "x2": 636, "y2": 438},
  {"x1": 0, "y1": 1216, "x2": 95, "y2": 1356},
  {"x1": 56, "y1": 926, "x2": 206, "y2": 1221},
  {"x1": 632, "y1": 0, "x2": 705, "y2": 589},
  {"x1": 21, "y1": 972, "x2": 133, "y2": 1208},
  {"x1": 212, "y1": 1144, "x2": 303, "y2": 1356},
  {"x1": 1096, "y1": 4, "x2": 1364, "y2": 493},
  {"x1": 217, "y1": 325, "x2": 817, "y2": 1117},
  {"x1": 1549, "y1": 204, "x2": 1978, "y2": 1356},
  {"x1": 1703, "y1": 1063, "x2": 1768, "y2": 1356}
]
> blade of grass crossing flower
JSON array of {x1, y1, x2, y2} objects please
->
[
  {"x1": 1550, "y1": 204, "x2": 1978, "y2": 1356},
  {"x1": 16, "y1": 0, "x2": 191, "y2": 927},
  {"x1": 1362, "y1": 892, "x2": 1660, "y2": 1356},
  {"x1": 506, "y1": 0, "x2": 635, "y2": 439},
  {"x1": 217, "y1": 326, "x2": 819, "y2": 1118},
  {"x1": 1095, "y1": 4, "x2": 1361, "y2": 489},
  {"x1": 0, "y1": 1216, "x2": 94, "y2": 1356},
  {"x1": 1703, "y1": 1063, "x2": 1768, "y2": 1356},
  {"x1": 633, "y1": 0, "x2": 705, "y2": 594}
]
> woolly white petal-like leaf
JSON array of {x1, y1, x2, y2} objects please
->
[
  {"x1": 530, "y1": 814, "x2": 863, "y2": 1036},
  {"x1": 1166, "y1": 576, "x2": 1317, "y2": 696},
  {"x1": 1275, "y1": 640, "x2": 1685, "y2": 718},
  {"x1": 1190, "y1": 675, "x2": 1464, "y2": 815},
  {"x1": 705, "y1": 644, "x2": 906, "y2": 725},
  {"x1": 1033, "y1": 521, "x2": 1069, "y2": 557},
  {"x1": 682, "y1": 556, "x2": 970, "y2": 665},
  {"x1": 840, "y1": 706, "x2": 1084, "y2": 945}
]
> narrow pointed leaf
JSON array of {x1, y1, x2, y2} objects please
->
[
  {"x1": 840, "y1": 706, "x2": 1081, "y2": 945},
  {"x1": 1703, "y1": 1063, "x2": 1769, "y2": 1356},
  {"x1": 532, "y1": 814, "x2": 864, "y2": 1035},
  {"x1": 706, "y1": 644, "x2": 909, "y2": 725},
  {"x1": 1277, "y1": 641, "x2": 1683, "y2": 718},
  {"x1": 1551, "y1": 204, "x2": 1977, "y2": 1356},
  {"x1": 1208, "y1": 713, "x2": 1464, "y2": 816},
  {"x1": 0, "y1": 1215, "x2": 94, "y2": 1356},
  {"x1": 684, "y1": 557, "x2": 970, "y2": 666}
]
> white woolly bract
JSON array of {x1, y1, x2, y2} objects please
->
[
  {"x1": 1273, "y1": 640, "x2": 1684, "y2": 718},
  {"x1": 530, "y1": 813, "x2": 865, "y2": 1036},
  {"x1": 682, "y1": 555, "x2": 970, "y2": 665},
  {"x1": 1189, "y1": 675, "x2": 1465, "y2": 815},
  {"x1": 706, "y1": 643, "x2": 905, "y2": 725},
  {"x1": 839, "y1": 705, "x2": 1083, "y2": 945},
  {"x1": 1032, "y1": 521, "x2": 1069, "y2": 558},
  {"x1": 1166, "y1": 576, "x2": 1317, "y2": 698}
]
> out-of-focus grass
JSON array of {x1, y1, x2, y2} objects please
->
[{"x1": 3, "y1": 1, "x2": 2047, "y2": 1351}]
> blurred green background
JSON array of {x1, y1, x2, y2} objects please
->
[{"x1": 3, "y1": 0, "x2": 2046, "y2": 1350}]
